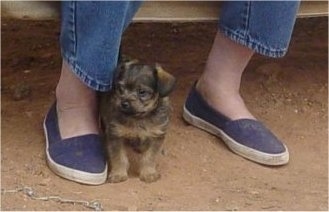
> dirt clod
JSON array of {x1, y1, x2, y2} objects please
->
[{"x1": 12, "y1": 82, "x2": 31, "y2": 101}]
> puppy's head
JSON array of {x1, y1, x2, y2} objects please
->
[{"x1": 113, "y1": 60, "x2": 176, "y2": 116}]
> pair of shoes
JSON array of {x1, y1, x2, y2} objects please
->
[
  {"x1": 43, "y1": 103, "x2": 107, "y2": 185},
  {"x1": 183, "y1": 84, "x2": 289, "y2": 166}
]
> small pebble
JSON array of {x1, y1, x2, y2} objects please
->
[{"x1": 13, "y1": 83, "x2": 31, "y2": 101}]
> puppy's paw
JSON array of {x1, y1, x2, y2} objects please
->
[
  {"x1": 140, "y1": 169, "x2": 161, "y2": 183},
  {"x1": 108, "y1": 173, "x2": 128, "y2": 183}
]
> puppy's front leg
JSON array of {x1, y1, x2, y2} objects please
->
[
  {"x1": 108, "y1": 137, "x2": 129, "y2": 183},
  {"x1": 139, "y1": 137, "x2": 164, "y2": 183}
]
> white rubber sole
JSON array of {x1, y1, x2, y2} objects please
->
[
  {"x1": 183, "y1": 106, "x2": 289, "y2": 166},
  {"x1": 43, "y1": 118, "x2": 108, "y2": 185}
]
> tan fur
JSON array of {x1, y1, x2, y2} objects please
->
[
  {"x1": 156, "y1": 64, "x2": 176, "y2": 96},
  {"x1": 112, "y1": 120, "x2": 167, "y2": 141}
]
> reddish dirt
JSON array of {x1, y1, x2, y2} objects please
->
[{"x1": 1, "y1": 17, "x2": 328, "y2": 210}]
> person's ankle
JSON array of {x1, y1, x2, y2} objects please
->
[
  {"x1": 55, "y1": 97, "x2": 99, "y2": 138},
  {"x1": 55, "y1": 83, "x2": 97, "y2": 111},
  {"x1": 54, "y1": 63, "x2": 100, "y2": 139},
  {"x1": 196, "y1": 78, "x2": 255, "y2": 120}
]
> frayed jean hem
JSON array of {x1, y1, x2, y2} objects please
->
[
  {"x1": 218, "y1": 25, "x2": 288, "y2": 58},
  {"x1": 62, "y1": 53, "x2": 112, "y2": 92}
]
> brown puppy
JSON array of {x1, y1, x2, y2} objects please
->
[{"x1": 100, "y1": 60, "x2": 176, "y2": 183}]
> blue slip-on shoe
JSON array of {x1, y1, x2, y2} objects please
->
[
  {"x1": 43, "y1": 103, "x2": 108, "y2": 185},
  {"x1": 183, "y1": 84, "x2": 289, "y2": 166}
]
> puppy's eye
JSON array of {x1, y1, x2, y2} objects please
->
[
  {"x1": 138, "y1": 89, "x2": 149, "y2": 98},
  {"x1": 138, "y1": 89, "x2": 146, "y2": 96}
]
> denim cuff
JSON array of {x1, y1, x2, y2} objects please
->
[
  {"x1": 61, "y1": 53, "x2": 111, "y2": 91},
  {"x1": 218, "y1": 1, "x2": 300, "y2": 58},
  {"x1": 218, "y1": 25, "x2": 287, "y2": 58}
]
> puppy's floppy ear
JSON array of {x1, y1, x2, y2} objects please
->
[{"x1": 155, "y1": 63, "x2": 176, "y2": 97}]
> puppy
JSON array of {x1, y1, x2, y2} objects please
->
[{"x1": 100, "y1": 59, "x2": 176, "y2": 183}]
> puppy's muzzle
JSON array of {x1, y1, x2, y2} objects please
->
[{"x1": 120, "y1": 100, "x2": 135, "y2": 115}]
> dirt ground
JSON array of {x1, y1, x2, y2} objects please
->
[{"x1": 1, "y1": 17, "x2": 328, "y2": 211}]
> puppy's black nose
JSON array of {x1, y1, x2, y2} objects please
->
[{"x1": 121, "y1": 100, "x2": 130, "y2": 109}]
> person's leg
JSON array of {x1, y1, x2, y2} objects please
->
[
  {"x1": 56, "y1": 61, "x2": 99, "y2": 139},
  {"x1": 44, "y1": 1, "x2": 142, "y2": 184},
  {"x1": 198, "y1": 1, "x2": 300, "y2": 120},
  {"x1": 196, "y1": 31, "x2": 255, "y2": 120},
  {"x1": 184, "y1": 1, "x2": 300, "y2": 165},
  {"x1": 58, "y1": 1, "x2": 142, "y2": 139}
]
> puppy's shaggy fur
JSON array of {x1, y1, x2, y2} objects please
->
[{"x1": 100, "y1": 60, "x2": 175, "y2": 183}]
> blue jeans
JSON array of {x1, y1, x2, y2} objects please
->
[{"x1": 60, "y1": 1, "x2": 300, "y2": 92}]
